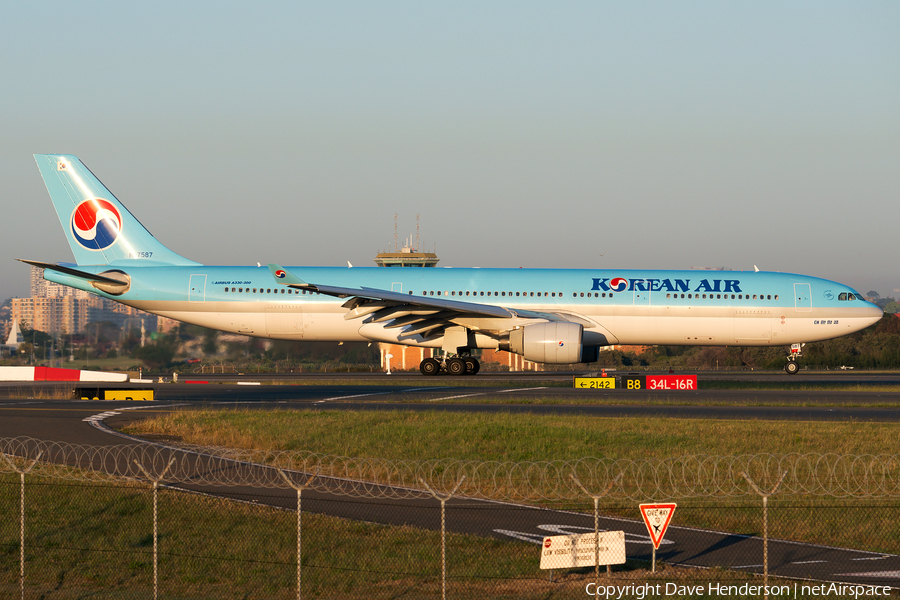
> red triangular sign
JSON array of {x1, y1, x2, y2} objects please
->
[{"x1": 639, "y1": 503, "x2": 677, "y2": 549}]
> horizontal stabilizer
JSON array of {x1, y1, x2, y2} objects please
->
[{"x1": 17, "y1": 259, "x2": 129, "y2": 285}]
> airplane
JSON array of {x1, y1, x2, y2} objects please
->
[{"x1": 21, "y1": 154, "x2": 883, "y2": 376}]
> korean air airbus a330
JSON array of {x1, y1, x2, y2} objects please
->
[{"x1": 21, "y1": 154, "x2": 882, "y2": 375}]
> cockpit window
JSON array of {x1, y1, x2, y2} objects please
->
[{"x1": 838, "y1": 292, "x2": 864, "y2": 301}]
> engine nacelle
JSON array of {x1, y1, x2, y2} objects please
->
[{"x1": 503, "y1": 322, "x2": 597, "y2": 364}]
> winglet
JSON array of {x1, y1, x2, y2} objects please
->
[{"x1": 267, "y1": 264, "x2": 308, "y2": 286}]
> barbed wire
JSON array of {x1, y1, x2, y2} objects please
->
[{"x1": 2, "y1": 437, "x2": 899, "y2": 501}]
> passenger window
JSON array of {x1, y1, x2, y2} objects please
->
[{"x1": 224, "y1": 288, "x2": 229, "y2": 293}]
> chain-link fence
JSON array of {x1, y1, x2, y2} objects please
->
[{"x1": 2, "y1": 437, "x2": 899, "y2": 598}]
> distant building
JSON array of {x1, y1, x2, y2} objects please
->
[{"x1": 12, "y1": 266, "x2": 158, "y2": 336}]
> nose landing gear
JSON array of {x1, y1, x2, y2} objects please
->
[{"x1": 784, "y1": 343, "x2": 803, "y2": 375}]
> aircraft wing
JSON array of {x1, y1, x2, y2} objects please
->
[{"x1": 267, "y1": 264, "x2": 562, "y2": 338}]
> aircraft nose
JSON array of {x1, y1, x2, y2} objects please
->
[{"x1": 864, "y1": 303, "x2": 884, "y2": 326}]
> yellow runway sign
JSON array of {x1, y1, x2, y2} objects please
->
[{"x1": 573, "y1": 377, "x2": 616, "y2": 389}]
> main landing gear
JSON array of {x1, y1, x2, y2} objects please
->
[
  {"x1": 784, "y1": 343, "x2": 803, "y2": 375},
  {"x1": 419, "y1": 356, "x2": 481, "y2": 376}
]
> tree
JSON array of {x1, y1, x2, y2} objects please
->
[
  {"x1": 867, "y1": 290, "x2": 880, "y2": 300},
  {"x1": 882, "y1": 301, "x2": 900, "y2": 315},
  {"x1": 133, "y1": 344, "x2": 176, "y2": 370},
  {"x1": 202, "y1": 328, "x2": 219, "y2": 355}
]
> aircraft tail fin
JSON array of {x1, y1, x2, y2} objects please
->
[{"x1": 34, "y1": 154, "x2": 200, "y2": 266}]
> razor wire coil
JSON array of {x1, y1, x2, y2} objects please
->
[{"x1": 2, "y1": 437, "x2": 900, "y2": 501}]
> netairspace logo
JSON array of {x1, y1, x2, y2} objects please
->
[{"x1": 584, "y1": 582, "x2": 892, "y2": 598}]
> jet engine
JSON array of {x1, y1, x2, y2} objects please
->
[{"x1": 501, "y1": 322, "x2": 599, "y2": 364}]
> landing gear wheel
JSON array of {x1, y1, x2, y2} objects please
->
[
  {"x1": 785, "y1": 361, "x2": 799, "y2": 375},
  {"x1": 447, "y1": 357, "x2": 467, "y2": 376},
  {"x1": 464, "y1": 357, "x2": 480, "y2": 375},
  {"x1": 420, "y1": 358, "x2": 441, "y2": 376}
]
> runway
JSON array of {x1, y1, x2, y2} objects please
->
[{"x1": 1, "y1": 373, "x2": 899, "y2": 588}]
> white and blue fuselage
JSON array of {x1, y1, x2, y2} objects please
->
[{"x1": 44, "y1": 264, "x2": 879, "y2": 348}]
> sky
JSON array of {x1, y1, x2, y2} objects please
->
[{"x1": 2, "y1": 1, "x2": 898, "y2": 299}]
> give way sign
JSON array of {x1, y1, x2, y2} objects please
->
[{"x1": 639, "y1": 503, "x2": 677, "y2": 549}]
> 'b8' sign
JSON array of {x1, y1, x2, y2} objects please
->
[{"x1": 622, "y1": 375, "x2": 645, "y2": 390}]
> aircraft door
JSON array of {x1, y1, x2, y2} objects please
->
[
  {"x1": 189, "y1": 274, "x2": 207, "y2": 303},
  {"x1": 794, "y1": 283, "x2": 812, "y2": 313}
]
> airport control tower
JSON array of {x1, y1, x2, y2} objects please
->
[{"x1": 373, "y1": 213, "x2": 439, "y2": 268}]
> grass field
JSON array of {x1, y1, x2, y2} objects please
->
[{"x1": 123, "y1": 408, "x2": 900, "y2": 460}]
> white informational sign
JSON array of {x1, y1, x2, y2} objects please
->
[
  {"x1": 539, "y1": 531, "x2": 626, "y2": 570},
  {"x1": 639, "y1": 503, "x2": 677, "y2": 549}
]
